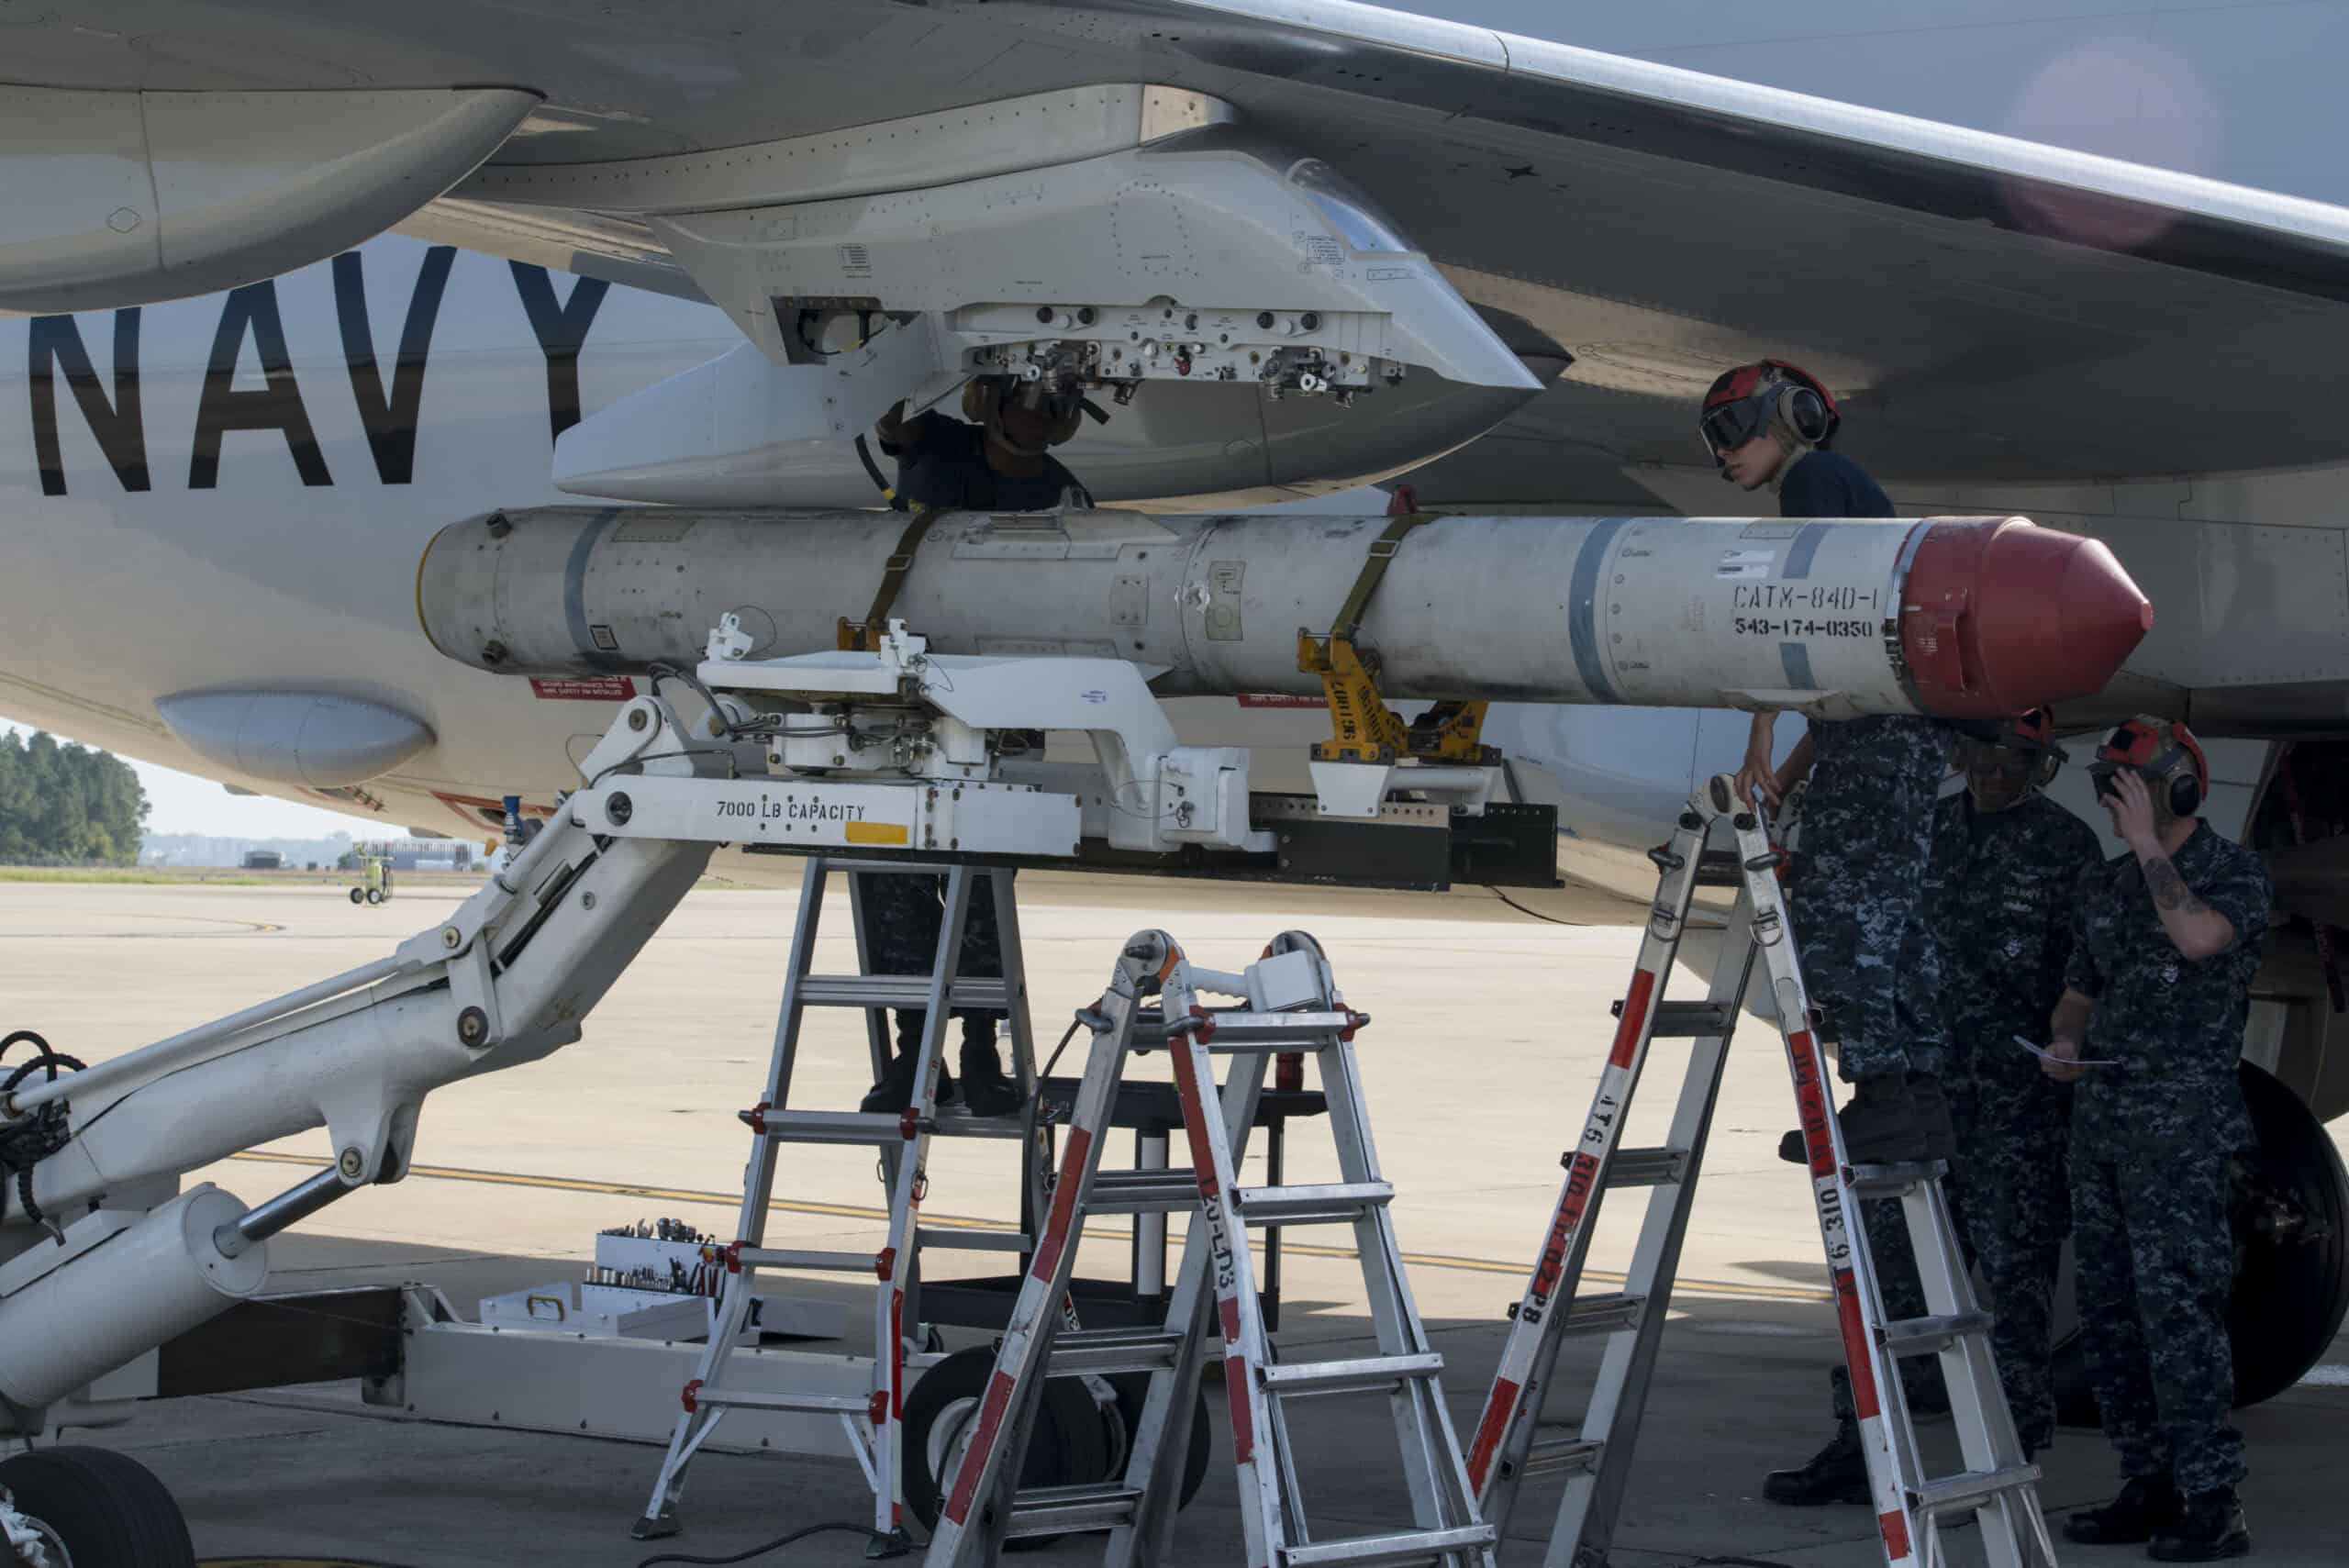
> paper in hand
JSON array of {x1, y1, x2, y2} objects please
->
[{"x1": 2013, "y1": 1033, "x2": 2116, "y2": 1068}]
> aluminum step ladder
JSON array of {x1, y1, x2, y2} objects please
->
[
  {"x1": 1467, "y1": 775, "x2": 2058, "y2": 1568},
  {"x1": 635, "y1": 859, "x2": 1048, "y2": 1553},
  {"x1": 923, "y1": 929, "x2": 1497, "y2": 1568}
]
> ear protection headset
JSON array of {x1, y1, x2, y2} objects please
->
[
  {"x1": 963, "y1": 375, "x2": 1085, "y2": 454},
  {"x1": 2093, "y1": 717, "x2": 2208, "y2": 817},
  {"x1": 1698, "y1": 358, "x2": 1840, "y2": 463}
]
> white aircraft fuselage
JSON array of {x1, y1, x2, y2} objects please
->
[{"x1": 0, "y1": 242, "x2": 743, "y2": 841}]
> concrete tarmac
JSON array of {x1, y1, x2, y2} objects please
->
[{"x1": 6, "y1": 875, "x2": 2343, "y2": 1566}]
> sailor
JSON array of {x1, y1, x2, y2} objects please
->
[
  {"x1": 1765, "y1": 709, "x2": 2101, "y2": 1503},
  {"x1": 2049, "y1": 717, "x2": 2270, "y2": 1562},
  {"x1": 856, "y1": 376, "x2": 1094, "y2": 1116},
  {"x1": 1705, "y1": 359, "x2": 1954, "y2": 1165},
  {"x1": 873, "y1": 376, "x2": 1094, "y2": 513}
]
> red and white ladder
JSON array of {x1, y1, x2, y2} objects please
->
[
  {"x1": 922, "y1": 929, "x2": 1497, "y2": 1568},
  {"x1": 1467, "y1": 775, "x2": 2059, "y2": 1568}
]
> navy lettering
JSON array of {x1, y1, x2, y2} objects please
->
[
  {"x1": 334, "y1": 245, "x2": 455, "y2": 484},
  {"x1": 28, "y1": 310, "x2": 149, "y2": 497},
  {"x1": 189, "y1": 282, "x2": 331, "y2": 489},
  {"x1": 510, "y1": 263, "x2": 608, "y2": 444}
]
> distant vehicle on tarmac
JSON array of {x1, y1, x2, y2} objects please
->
[{"x1": 349, "y1": 854, "x2": 394, "y2": 906}]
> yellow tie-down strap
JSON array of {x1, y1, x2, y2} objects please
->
[
  {"x1": 1297, "y1": 514, "x2": 1496, "y2": 766},
  {"x1": 838, "y1": 506, "x2": 935, "y2": 653}
]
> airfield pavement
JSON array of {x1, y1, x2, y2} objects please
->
[{"x1": 5, "y1": 873, "x2": 2343, "y2": 1567}]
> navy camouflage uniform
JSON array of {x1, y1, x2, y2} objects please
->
[
  {"x1": 1798, "y1": 719, "x2": 1955, "y2": 1415},
  {"x1": 2065, "y1": 822, "x2": 2270, "y2": 1496},
  {"x1": 857, "y1": 410, "x2": 1065, "y2": 1059},
  {"x1": 1897, "y1": 791, "x2": 2103, "y2": 1446},
  {"x1": 857, "y1": 872, "x2": 1008, "y2": 1056},
  {"x1": 1789, "y1": 715, "x2": 1953, "y2": 1083}
]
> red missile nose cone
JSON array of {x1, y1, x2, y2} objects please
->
[{"x1": 1899, "y1": 517, "x2": 2152, "y2": 719}]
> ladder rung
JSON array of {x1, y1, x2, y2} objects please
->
[
  {"x1": 1260, "y1": 1351, "x2": 1442, "y2": 1398},
  {"x1": 1049, "y1": 1327, "x2": 1188, "y2": 1377},
  {"x1": 1005, "y1": 1481, "x2": 1141, "y2": 1536},
  {"x1": 1175, "y1": 1009, "x2": 1355, "y2": 1049},
  {"x1": 1087, "y1": 1168, "x2": 1201, "y2": 1214},
  {"x1": 1520, "y1": 1435, "x2": 1604, "y2": 1479},
  {"x1": 730, "y1": 1246, "x2": 874, "y2": 1273},
  {"x1": 916, "y1": 1228, "x2": 1032, "y2": 1253},
  {"x1": 1282, "y1": 1525, "x2": 1499, "y2": 1567},
  {"x1": 1844, "y1": 1159, "x2": 1950, "y2": 1197},
  {"x1": 1882, "y1": 1310, "x2": 1996, "y2": 1358},
  {"x1": 751, "y1": 1108, "x2": 1030, "y2": 1144},
  {"x1": 1912, "y1": 1462, "x2": 2043, "y2": 1516},
  {"x1": 1649, "y1": 1000, "x2": 1733, "y2": 1037},
  {"x1": 1237, "y1": 1182, "x2": 1393, "y2": 1225},
  {"x1": 693, "y1": 1386, "x2": 869, "y2": 1416},
  {"x1": 1560, "y1": 1292, "x2": 1646, "y2": 1336},
  {"x1": 797, "y1": 974, "x2": 1011, "y2": 1010},
  {"x1": 1606, "y1": 1147, "x2": 1688, "y2": 1188}
]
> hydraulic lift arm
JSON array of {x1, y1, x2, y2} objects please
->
[{"x1": 0, "y1": 694, "x2": 727, "y2": 1423}]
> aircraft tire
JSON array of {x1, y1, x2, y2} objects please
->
[
  {"x1": 0, "y1": 1445, "x2": 196, "y2": 1567},
  {"x1": 901, "y1": 1347, "x2": 1111, "y2": 1550},
  {"x1": 1106, "y1": 1373, "x2": 1213, "y2": 1510},
  {"x1": 366, "y1": 888, "x2": 383, "y2": 905},
  {"x1": 350, "y1": 886, "x2": 365, "y2": 904},
  {"x1": 2050, "y1": 1061, "x2": 2349, "y2": 1426}
]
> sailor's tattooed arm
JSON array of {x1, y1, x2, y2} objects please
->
[
  {"x1": 2135, "y1": 852, "x2": 2236, "y2": 960},
  {"x1": 2142, "y1": 857, "x2": 2208, "y2": 916}
]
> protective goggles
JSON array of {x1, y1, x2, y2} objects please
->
[{"x1": 1698, "y1": 392, "x2": 1775, "y2": 462}]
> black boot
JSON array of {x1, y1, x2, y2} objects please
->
[
  {"x1": 860, "y1": 1031, "x2": 955, "y2": 1115},
  {"x1": 1764, "y1": 1368, "x2": 1873, "y2": 1507},
  {"x1": 2064, "y1": 1476, "x2": 2185, "y2": 1546},
  {"x1": 1838, "y1": 1074, "x2": 1934, "y2": 1164},
  {"x1": 957, "y1": 1025, "x2": 1023, "y2": 1117},
  {"x1": 2150, "y1": 1488, "x2": 2250, "y2": 1562}
]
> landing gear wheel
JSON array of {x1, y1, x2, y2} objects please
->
[
  {"x1": 0, "y1": 1445, "x2": 197, "y2": 1567},
  {"x1": 365, "y1": 888, "x2": 383, "y2": 905},
  {"x1": 902, "y1": 1347, "x2": 1110, "y2": 1550},
  {"x1": 1107, "y1": 1373, "x2": 1213, "y2": 1510},
  {"x1": 2052, "y1": 1062, "x2": 2349, "y2": 1425},
  {"x1": 349, "y1": 886, "x2": 365, "y2": 904}
]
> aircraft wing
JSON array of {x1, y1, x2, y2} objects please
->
[
  {"x1": 978, "y1": 0, "x2": 2349, "y2": 484},
  {"x1": 14, "y1": 0, "x2": 2349, "y2": 483}
]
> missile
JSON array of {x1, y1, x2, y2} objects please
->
[{"x1": 417, "y1": 507, "x2": 2150, "y2": 720}]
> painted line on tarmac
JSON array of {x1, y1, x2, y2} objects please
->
[{"x1": 229, "y1": 1151, "x2": 1830, "y2": 1304}]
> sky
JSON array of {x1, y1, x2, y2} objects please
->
[
  {"x1": 0, "y1": 718, "x2": 392, "y2": 839},
  {"x1": 0, "y1": 487, "x2": 1390, "y2": 842}
]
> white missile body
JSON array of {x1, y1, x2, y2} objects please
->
[{"x1": 417, "y1": 506, "x2": 2149, "y2": 721}]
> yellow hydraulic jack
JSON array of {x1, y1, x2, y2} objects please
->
[{"x1": 1297, "y1": 508, "x2": 1500, "y2": 769}]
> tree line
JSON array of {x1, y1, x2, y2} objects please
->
[{"x1": 0, "y1": 730, "x2": 149, "y2": 866}]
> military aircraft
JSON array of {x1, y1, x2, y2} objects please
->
[{"x1": 2, "y1": 0, "x2": 2345, "y2": 1456}]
